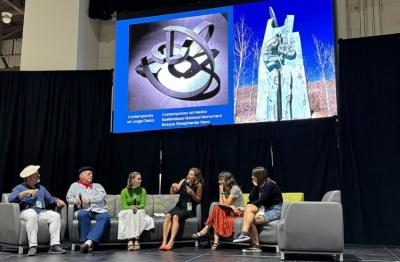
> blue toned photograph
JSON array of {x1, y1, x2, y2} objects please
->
[
  {"x1": 128, "y1": 12, "x2": 229, "y2": 111},
  {"x1": 113, "y1": 7, "x2": 234, "y2": 133},
  {"x1": 233, "y1": 0, "x2": 336, "y2": 123}
]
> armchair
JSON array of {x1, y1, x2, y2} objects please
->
[
  {"x1": 277, "y1": 190, "x2": 344, "y2": 261},
  {"x1": 0, "y1": 193, "x2": 67, "y2": 254}
]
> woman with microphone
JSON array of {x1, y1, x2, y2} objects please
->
[{"x1": 159, "y1": 167, "x2": 204, "y2": 251}]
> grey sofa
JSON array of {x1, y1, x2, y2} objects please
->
[
  {"x1": 209, "y1": 202, "x2": 281, "y2": 253},
  {"x1": 68, "y1": 194, "x2": 201, "y2": 250},
  {"x1": 277, "y1": 190, "x2": 344, "y2": 261},
  {"x1": 0, "y1": 193, "x2": 67, "y2": 254}
]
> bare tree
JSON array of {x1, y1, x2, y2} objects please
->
[
  {"x1": 312, "y1": 35, "x2": 331, "y2": 115},
  {"x1": 329, "y1": 46, "x2": 336, "y2": 80},
  {"x1": 234, "y1": 16, "x2": 252, "y2": 119},
  {"x1": 250, "y1": 39, "x2": 261, "y2": 112}
]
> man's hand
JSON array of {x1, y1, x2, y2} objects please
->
[
  {"x1": 27, "y1": 189, "x2": 38, "y2": 196},
  {"x1": 56, "y1": 198, "x2": 65, "y2": 207},
  {"x1": 82, "y1": 198, "x2": 90, "y2": 207},
  {"x1": 19, "y1": 189, "x2": 38, "y2": 199},
  {"x1": 74, "y1": 196, "x2": 81, "y2": 206}
]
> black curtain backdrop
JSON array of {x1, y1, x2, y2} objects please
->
[
  {"x1": 272, "y1": 119, "x2": 340, "y2": 201},
  {"x1": 0, "y1": 71, "x2": 111, "y2": 196},
  {"x1": 0, "y1": 70, "x2": 339, "y2": 241},
  {"x1": 160, "y1": 118, "x2": 339, "y2": 220},
  {"x1": 0, "y1": 71, "x2": 161, "y2": 197},
  {"x1": 338, "y1": 34, "x2": 400, "y2": 245}
]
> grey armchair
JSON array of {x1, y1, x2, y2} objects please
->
[
  {"x1": 277, "y1": 190, "x2": 344, "y2": 261},
  {"x1": 0, "y1": 193, "x2": 67, "y2": 254}
]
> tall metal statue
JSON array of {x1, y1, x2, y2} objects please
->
[{"x1": 256, "y1": 7, "x2": 310, "y2": 121}]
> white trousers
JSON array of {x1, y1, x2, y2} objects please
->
[
  {"x1": 20, "y1": 208, "x2": 61, "y2": 247},
  {"x1": 117, "y1": 209, "x2": 154, "y2": 240}
]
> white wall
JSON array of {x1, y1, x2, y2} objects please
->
[
  {"x1": 76, "y1": 0, "x2": 100, "y2": 70},
  {"x1": 345, "y1": 0, "x2": 400, "y2": 38},
  {"x1": 98, "y1": 20, "x2": 115, "y2": 69},
  {"x1": 20, "y1": 0, "x2": 80, "y2": 70}
]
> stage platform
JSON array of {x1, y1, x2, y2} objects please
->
[{"x1": 1, "y1": 244, "x2": 399, "y2": 261}]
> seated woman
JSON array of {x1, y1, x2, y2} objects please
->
[
  {"x1": 117, "y1": 171, "x2": 154, "y2": 251},
  {"x1": 233, "y1": 166, "x2": 283, "y2": 253},
  {"x1": 192, "y1": 171, "x2": 244, "y2": 250},
  {"x1": 159, "y1": 167, "x2": 204, "y2": 251}
]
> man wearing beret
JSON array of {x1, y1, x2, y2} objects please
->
[
  {"x1": 66, "y1": 166, "x2": 110, "y2": 253},
  {"x1": 8, "y1": 165, "x2": 67, "y2": 256}
]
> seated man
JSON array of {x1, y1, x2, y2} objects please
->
[
  {"x1": 66, "y1": 166, "x2": 110, "y2": 253},
  {"x1": 8, "y1": 165, "x2": 66, "y2": 256}
]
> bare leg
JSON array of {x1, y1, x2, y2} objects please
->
[
  {"x1": 167, "y1": 215, "x2": 180, "y2": 247},
  {"x1": 249, "y1": 224, "x2": 260, "y2": 245},
  {"x1": 242, "y1": 204, "x2": 258, "y2": 233},
  {"x1": 199, "y1": 224, "x2": 210, "y2": 235},
  {"x1": 213, "y1": 232, "x2": 219, "y2": 244},
  {"x1": 161, "y1": 214, "x2": 172, "y2": 246}
]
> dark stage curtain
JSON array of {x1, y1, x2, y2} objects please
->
[
  {"x1": 0, "y1": 70, "x2": 160, "y2": 197},
  {"x1": 338, "y1": 34, "x2": 400, "y2": 245},
  {"x1": 0, "y1": 70, "x2": 340, "y2": 241},
  {"x1": 108, "y1": 132, "x2": 161, "y2": 194},
  {"x1": 160, "y1": 118, "x2": 339, "y2": 221},
  {"x1": 271, "y1": 118, "x2": 340, "y2": 201}
]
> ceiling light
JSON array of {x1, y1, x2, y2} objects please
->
[{"x1": 1, "y1": 12, "x2": 13, "y2": 24}]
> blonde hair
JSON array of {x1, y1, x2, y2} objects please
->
[{"x1": 126, "y1": 171, "x2": 141, "y2": 188}]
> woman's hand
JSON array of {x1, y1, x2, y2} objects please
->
[
  {"x1": 186, "y1": 186, "x2": 195, "y2": 196},
  {"x1": 219, "y1": 184, "x2": 224, "y2": 193}
]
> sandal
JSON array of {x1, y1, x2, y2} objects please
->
[
  {"x1": 133, "y1": 240, "x2": 140, "y2": 251},
  {"x1": 191, "y1": 231, "x2": 205, "y2": 239},
  {"x1": 127, "y1": 240, "x2": 135, "y2": 251},
  {"x1": 211, "y1": 242, "x2": 220, "y2": 251}
]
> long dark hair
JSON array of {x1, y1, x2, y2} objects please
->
[
  {"x1": 252, "y1": 166, "x2": 268, "y2": 187},
  {"x1": 190, "y1": 167, "x2": 204, "y2": 186},
  {"x1": 218, "y1": 171, "x2": 237, "y2": 195}
]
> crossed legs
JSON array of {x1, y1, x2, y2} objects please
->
[{"x1": 235, "y1": 204, "x2": 267, "y2": 245}]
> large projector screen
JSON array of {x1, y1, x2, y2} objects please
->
[{"x1": 114, "y1": 0, "x2": 336, "y2": 133}]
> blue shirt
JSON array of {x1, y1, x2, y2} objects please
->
[{"x1": 8, "y1": 183, "x2": 57, "y2": 214}]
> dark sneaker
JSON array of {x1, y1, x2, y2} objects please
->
[
  {"x1": 80, "y1": 243, "x2": 90, "y2": 253},
  {"x1": 242, "y1": 245, "x2": 262, "y2": 253},
  {"x1": 233, "y1": 232, "x2": 251, "y2": 243},
  {"x1": 27, "y1": 246, "x2": 37, "y2": 256},
  {"x1": 48, "y1": 244, "x2": 66, "y2": 254}
]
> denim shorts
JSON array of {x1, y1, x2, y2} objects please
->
[{"x1": 258, "y1": 203, "x2": 282, "y2": 223}]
